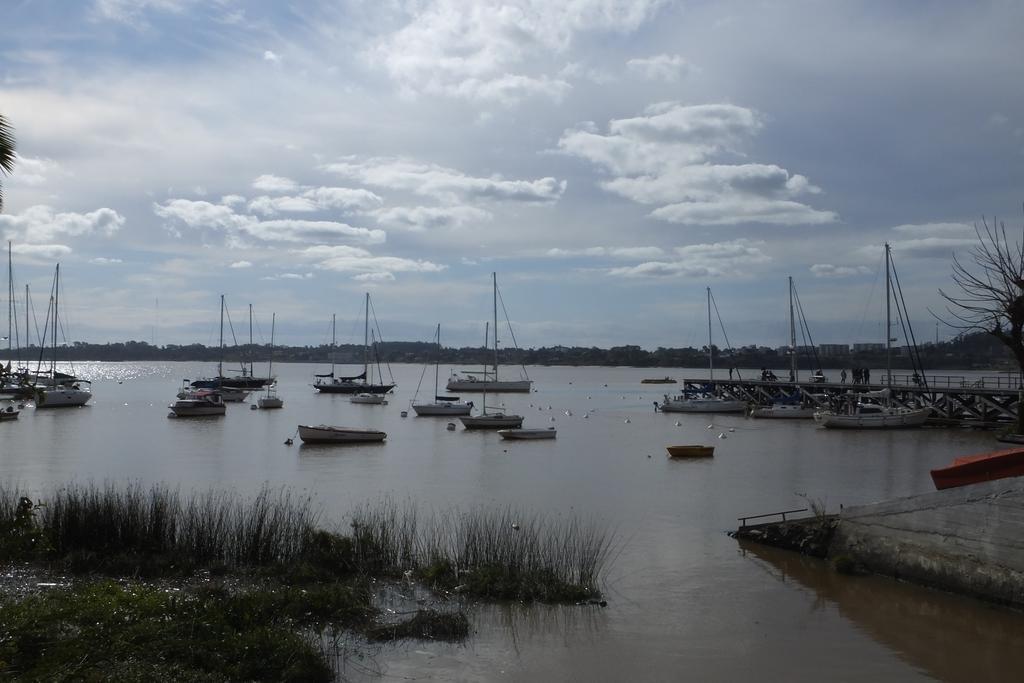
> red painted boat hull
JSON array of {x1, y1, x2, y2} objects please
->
[{"x1": 930, "y1": 447, "x2": 1024, "y2": 490}]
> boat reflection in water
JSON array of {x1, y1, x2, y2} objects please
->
[{"x1": 737, "y1": 541, "x2": 1024, "y2": 682}]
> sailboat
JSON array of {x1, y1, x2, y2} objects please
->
[
  {"x1": 33, "y1": 264, "x2": 91, "y2": 408},
  {"x1": 191, "y1": 302, "x2": 273, "y2": 389},
  {"x1": 447, "y1": 273, "x2": 532, "y2": 393},
  {"x1": 659, "y1": 288, "x2": 746, "y2": 413},
  {"x1": 459, "y1": 322, "x2": 524, "y2": 429},
  {"x1": 257, "y1": 313, "x2": 283, "y2": 409},
  {"x1": 314, "y1": 293, "x2": 395, "y2": 395},
  {"x1": 350, "y1": 330, "x2": 390, "y2": 404},
  {"x1": 412, "y1": 324, "x2": 473, "y2": 416},
  {"x1": 814, "y1": 244, "x2": 932, "y2": 429},
  {"x1": 751, "y1": 277, "x2": 820, "y2": 419},
  {"x1": 185, "y1": 296, "x2": 249, "y2": 402}
]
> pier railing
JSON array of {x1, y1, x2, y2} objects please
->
[{"x1": 737, "y1": 508, "x2": 809, "y2": 529}]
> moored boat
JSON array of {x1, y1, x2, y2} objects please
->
[
  {"x1": 169, "y1": 389, "x2": 226, "y2": 417},
  {"x1": 666, "y1": 445, "x2": 715, "y2": 458},
  {"x1": 460, "y1": 412, "x2": 524, "y2": 430},
  {"x1": 641, "y1": 377, "x2": 677, "y2": 384},
  {"x1": 0, "y1": 401, "x2": 19, "y2": 420},
  {"x1": 814, "y1": 401, "x2": 931, "y2": 429},
  {"x1": 446, "y1": 273, "x2": 532, "y2": 394},
  {"x1": 350, "y1": 393, "x2": 387, "y2": 405},
  {"x1": 412, "y1": 324, "x2": 474, "y2": 416},
  {"x1": 297, "y1": 424, "x2": 387, "y2": 444},
  {"x1": 659, "y1": 393, "x2": 746, "y2": 413},
  {"x1": 498, "y1": 427, "x2": 556, "y2": 440},
  {"x1": 750, "y1": 402, "x2": 817, "y2": 419},
  {"x1": 930, "y1": 447, "x2": 1024, "y2": 490}
]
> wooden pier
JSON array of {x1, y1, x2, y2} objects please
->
[{"x1": 672, "y1": 375, "x2": 1023, "y2": 427}]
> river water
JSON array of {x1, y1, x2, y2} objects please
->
[{"x1": 2, "y1": 361, "x2": 1022, "y2": 681}]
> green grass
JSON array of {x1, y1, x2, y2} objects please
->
[{"x1": 0, "y1": 580, "x2": 374, "y2": 681}]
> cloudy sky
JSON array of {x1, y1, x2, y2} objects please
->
[{"x1": 1, "y1": 0, "x2": 1022, "y2": 350}]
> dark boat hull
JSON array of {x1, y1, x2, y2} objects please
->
[{"x1": 314, "y1": 382, "x2": 395, "y2": 395}]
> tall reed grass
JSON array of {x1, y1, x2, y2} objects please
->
[
  {"x1": 0, "y1": 481, "x2": 325, "y2": 570},
  {"x1": 349, "y1": 500, "x2": 612, "y2": 601}
]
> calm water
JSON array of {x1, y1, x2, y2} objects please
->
[{"x1": 3, "y1": 361, "x2": 1023, "y2": 681}]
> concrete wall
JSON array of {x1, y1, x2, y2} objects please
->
[{"x1": 831, "y1": 478, "x2": 1024, "y2": 606}]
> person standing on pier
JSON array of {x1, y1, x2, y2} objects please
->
[
  {"x1": 841, "y1": 369, "x2": 847, "y2": 384},
  {"x1": 864, "y1": 368, "x2": 871, "y2": 384}
]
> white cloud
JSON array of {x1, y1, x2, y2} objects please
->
[
  {"x1": 220, "y1": 194, "x2": 246, "y2": 207},
  {"x1": 229, "y1": 260, "x2": 252, "y2": 269},
  {"x1": 263, "y1": 50, "x2": 281, "y2": 64},
  {"x1": 369, "y1": 0, "x2": 664, "y2": 103},
  {"x1": 626, "y1": 54, "x2": 691, "y2": 81},
  {"x1": 608, "y1": 239, "x2": 771, "y2": 278},
  {"x1": 545, "y1": 246, "x2": 665, "y2": 259},
  {"x1": 0, "y1": 205, "x2": 125, "y2": 244},
  {"x1": 890, "y1": 222, "x2": 973, "y2": 236},
  {"x1": 252, "y1": 174, "x2": 298, "y2": 193},
  {"x1": 301, "y1": 187, "x2": 383, "y2": 211},
  {"x1": 8, "y1": 155, "x2": 62, "y2": 187},
  {"x1": 153, "y1": 199, "x2": 386, "y2": 244},
  {"x1": 371, "y1": 205, "x2": 491, "y2": 231},
  {"x1": 260, "y1": 272, "x2": 314, "y2": 281},
  {"x1": 10, "y1": 243, "x2": 73, "y2": 260},
  {"x1": 810, "y1": 263, "x2": 872, "y2": 278},
  {"x1": 93, "y1": 0, "x2": 193, "y2": 24},
  {"x1": 324, "y1": 157, "x2": 565, "y2": 203},
  {"x1": 248, "y1": 195, "x2": 318, "y2": 215},
  {"x1": 559, "y1": 103, "x2": 837, "y2": 227},
  {"x1": 90, "y1": 257, "x2": 123, "y2": 265},
  {"x1": 293, "y1": 244, "x2": 447, "y2": 280}
]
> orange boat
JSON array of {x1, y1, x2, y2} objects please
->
[
  {"x1": 929, "y1": 447, "x2": 1024, "y2": 490},
  {"x1": 666, "y1": 445, "x2": 714, "y2": 458}
]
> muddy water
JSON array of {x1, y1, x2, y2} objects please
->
[{"x1": 2, "y1": 362, "x2": 1021, "y2": 681}]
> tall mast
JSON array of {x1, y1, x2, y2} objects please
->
[
  {"x1": 248, "y1": 303, "x2": 254, "y2": 377},
  {"x1": 885, "y1": 243, "x2": 892, "y2": 387},
  {"x1": 25, "y1": 284, "x2": 29, "y2": 354},
  {"x1": 492, "y1": 272, "x2": 499, "y2": 381},
  {"x1": 52, "y1": 264, "x2": 59, "y2": 379},
  {"x1": 7, "y1": 241, "x2": 11, "y2": 357},
  {"x1": 363, "y1": 292, "x2": 369, "y2": 379},
  {"x1": 330, "y1": 314, "x2": 336, "y2": 375},
  {"x1": 789, "y1": 276, "x2": 797, "y2": 382},
  {"x1": 267, "y1": 312, "x2": 275, "y2": 380},
  {"x1": 435, "y1": 324, "x2": 442, "y2": 395},
  {"x1": 483, "y1": 322, "x2": 489, "y2": 413},
  {"x1": 707, "y1": 286, "x2": 713, "y2": 380},
  {"x1": 218, "y1": 294, "x2": 225, "y2": 379}
]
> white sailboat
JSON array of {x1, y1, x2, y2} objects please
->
[
  {"x1": 751, "y1": 277, "x2": 818, "y2": 419},
  {"x1": 350, "y1": 330, "x2": 390, "y2": 405},
  {"x1": 257, "y1": 313, "x2": 283, "y2": 409},
  {"x1": 815, "y1": 244, "x2": 931, "y2": 429},
  {"x1": 459, "y1": 322, "x2": 524, "y2": 429},
  {"x1": 659, "y1": 288, "x2": 746, "y2": 414},
  {"x1": 412, "y1": 324, "x2": 473, "y2": 416},
  {"x1": 447, "y1": 273, "x2": 532, "y2": 393},
  {"x1": 34, "y1": 264, "x2": 91, "y2": 408},
  {"x1": 169, "y1": 387, "x2": 226, "y2": 417}
]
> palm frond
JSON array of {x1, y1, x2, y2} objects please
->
[{"x1": 0, "y1": 113, "x2": 15, "y2": 213}]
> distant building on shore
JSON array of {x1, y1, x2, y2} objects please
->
[
  {"x1": 852, "y1": 343, "x2": 885, "y2": 353},
  {"x1": 818, "y1": 344, "x2": 850, "y2": 356}
]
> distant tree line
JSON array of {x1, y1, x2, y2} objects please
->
[{"x1": 2, "y1": 331, "x2": 1014, "y2": 370}]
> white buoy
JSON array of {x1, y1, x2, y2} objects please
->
[
  {"x1": 624, "y1": 418, "x2": 631, "y2": 424},
  {"x1": 583, "y1": 414, "x2": 589, "y2": 419},
  {"x1": 674, "y1": 421, "x2": 681, "y2": 426},
  {"x1": 706, "y1": 424, "x2": 713, "y2": 429},
  {"x1": 728, "y1": 428, "x2": 735, "y2": 432},
  {"x1": 718, "y1": 433, "x2": 727, "y2": 439},
  {"x1": 549, "y1": 416, "x2": 556, "y2": 422},
  {"x1": 565, "y1": 410, "x2": 572, "y2": 416}
]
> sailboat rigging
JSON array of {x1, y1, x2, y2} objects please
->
[
  {"x1": 33, "y1": 263, "x2": 91, "y2": 408},
  {"x1": 459, "y1": 320, "x2": 524, "y2": 429},
  {"x1": 314, "y1": 292, "x2": 395, "y2": 395},
  {"x1": 814, "y1": 244, "x2": 932, "y2": 428},
  {"x1": 447, "y1": 272, "x2": 532, "y2": 393},
  {"x1": 257, "y1": 312, "x2": 283, "y2": 409},
  {"x1": 659, "y1": 288, "x2": 746, "y2": 413},
  {"x1": 412, "y1": 323, "x2": 473, "y2": 416}
]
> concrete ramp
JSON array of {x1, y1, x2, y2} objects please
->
[{"x1": 832, "y1": 477, "x2": 1024, "y2": 606}]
